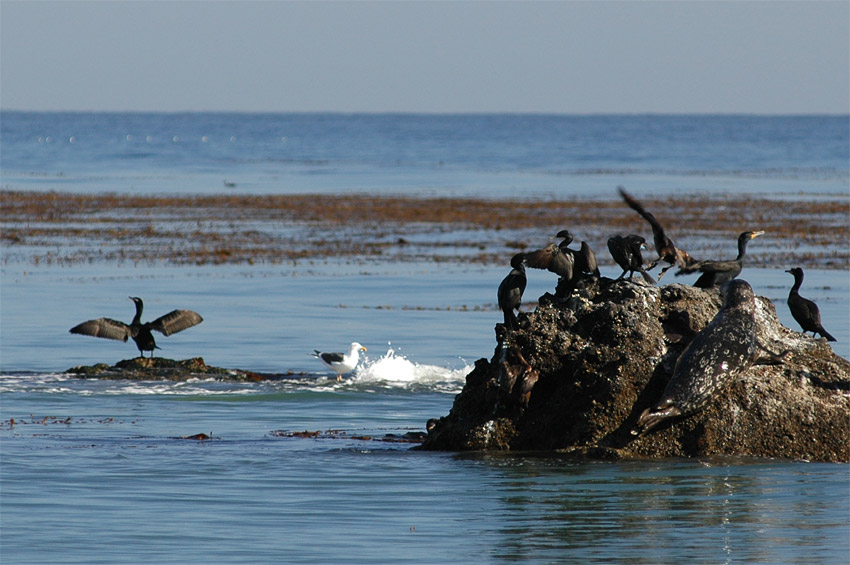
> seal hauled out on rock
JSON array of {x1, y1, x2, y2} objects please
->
[{"x1": 634, "y1": 279, "x2": 760, "y2": 435}]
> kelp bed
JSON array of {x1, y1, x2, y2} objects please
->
[{"x1": 2, "y1": 190, "x2": 847, "y2": 269}]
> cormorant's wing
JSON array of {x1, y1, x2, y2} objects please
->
[
  {"x1": 618, "y1": 187, "x2": 667, "y2": 241},
  {"x1": 497, "y1": 271, "x2": 527, "y2": 311},
  {"x1": 801, "y1": 298, "x2": 822, "y2": 323},
  {"x1": 69, "y1": 318, "x2": 131, "y2": 342},
  {"x1": 790, "y1": 295, "x2": 821, "y2": 326},
  {"x1": 619, "y1": 187, "x2": 696, "y2": 272},
  {"x1": 607, "y1": 236, "x2": 629, "y2": 270},
  {"x1": 526, "y1": 244, "x2": 573, "y2": 279},
  {"x1": 577, "y1": 242, "x2": 600, "y2": 276},
  {"x1": 148, "y1": 310, "x2": 203, "y2": 336}
]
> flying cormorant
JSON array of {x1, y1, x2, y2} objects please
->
[
  {"x1": 618, "y1": 187, "x2": 695, "y2": 280},
  {"x1": 607, "y1": 234, "x2": 655, "y2": 284},
  {"x1": 69, "y1": 297, "x2": 203, "y2": 358},
  {"x1": 676, "y1": 231, "x2": 764, "y2": 288},
  {"x1": 313, "y1": 342, "x2": 368, "y2": 381},
  {"x1": 785, "y1": 267, "x2": 836, "y2": 341},
  {"x1": 497, "y1": 252, "x2": 527, "y2": 331}
]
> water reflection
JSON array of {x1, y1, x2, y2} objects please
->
[{"x1": 462, "y1": 454, "x2": 848, "y2": 563}]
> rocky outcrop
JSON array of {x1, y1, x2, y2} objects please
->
[
  {"x1": 420, "y1": 277, "x2": 850, "y2": 462},
  {"x1": 65, "y1": 357, "x2": 293, "y2": 381}
]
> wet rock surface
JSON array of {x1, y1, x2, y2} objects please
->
[
  {"x1": 419, "y1": 277, "x2": 850, "y2": 462},
  {"x1": 65, "y1": 357, "x2": 295, "y2": 382}
]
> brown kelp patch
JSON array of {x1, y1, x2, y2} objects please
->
[{"x1": 2, "y1": 190, "x2": 847, "y2": 269}]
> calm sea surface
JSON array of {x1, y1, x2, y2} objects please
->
[{"x1": 2, "y1": 113, "x2": 848, "y2": 563}]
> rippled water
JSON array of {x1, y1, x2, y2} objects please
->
[
  {"x1": 3, "y1": 262, "x2": 848, "y2": 563},
  {"x1": 3, "y1": 384, "x2": 847, "y2": 564},
  {"x1": 2, "y1": 113, "x2": 848, "y2": 563},
  {"x1": 2, "y1": 112, "x2": 848, "y2": 198}
]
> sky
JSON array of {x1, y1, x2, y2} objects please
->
[{"x1": 1, "y1": 1, "x2": 848, "y2": 114}]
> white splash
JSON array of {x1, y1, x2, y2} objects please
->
[{"x1": 347, "y1": 346, "x2": 471, "y2": 393}]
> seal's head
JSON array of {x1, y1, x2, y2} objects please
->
[{"x1": 721, "y1": 279, "x2": 755, "y2": 309}]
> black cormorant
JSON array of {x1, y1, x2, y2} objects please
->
[
  {"x1": 618, "y1": 187, "x2": 695, "y2": 280},
  {"x1": 676, "y1": 231, "x2": 764, "y2": 288},
  {"x1": 69, "y1": 297, "x2": 203, "y2": 358},
  {"x1": 785, "y1": 267, "x2": 836, "y2": 341},
  {"x1": 497, "y1": 252, "x2": 527, "y2": 331},
  {"x1": 556, "y1": 229, "x2": 600, "y2": 278},
  {"x1": 526, "y1": 229, "x2": 600, "y2": 287},
  {"x1": 576, "y1": 241, "x2": 601, "y2": 278},
  {"x1": 607, "y1": 234, "x2": 655, "y2": 284}
]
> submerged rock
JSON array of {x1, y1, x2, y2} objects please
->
[
  {"x1": 65, "y1": 357, "x2": 285, "y2": 382},
  {"x1": 420, "y1": 277, "x2": 850, "y2": 462}
]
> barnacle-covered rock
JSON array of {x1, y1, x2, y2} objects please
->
[{"x1": 420, "y1": 278, "x2": 850, "y2": 462}]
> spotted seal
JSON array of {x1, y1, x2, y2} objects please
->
[{"x1": 634, "y1": 279, "x2": 760, "y2": 435}]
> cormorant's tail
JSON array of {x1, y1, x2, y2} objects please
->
[
  {"x1": 820, "y1": 328, "x2": 837, "y2": 342},
  {"x1": 639, "y1": 269, "x2": 656, "y2": 285}
]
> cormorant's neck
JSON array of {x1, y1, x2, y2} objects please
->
[
  {"x1": 789, "y1": 272, "x2": 803, "y2": 293},
  {"x1": 736, "y1": 237, "x2": 750, "y2": 260},
  {"x1": 131, "y1": 301, "x2": 143, "y2": 325}
]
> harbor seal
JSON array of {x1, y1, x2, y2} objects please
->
[{"x1": 634, "y1": 279, "x2": 759, "y2": 435}]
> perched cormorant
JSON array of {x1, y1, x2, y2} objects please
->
[
  {"x1": 607, "y1": 234, "x2": 655, "y2": 284},
  {"x1": 313, "y1": 342, "x2": 367, "y2": 381},
  {"x1": 785, "y1": 267, "x2": 836, "y2": 341},
  {"x1": 69, "y1": 297, "x2": 203, "y2": 358},
  {"x1": 526, "y1": 232, "x2": 574, "y2": 280},
  {"x1": 497, "y1": 252, "x2": 527, "y2": 331},
  {"x1": 676, "y1": 231, "x2": 764, "y2": 288},
  {"x1": 618, "y1": 187, "x2": 695, "y2": 280},
  {"x1": 576, "y1": 241, "x2": 601, "y2": 278},
  {"x1": 555, "y1": 229, "x2": 600, "y2": 278},
  {"x1": 526, "y1": 229, "x2": 599, "y2": 290}
]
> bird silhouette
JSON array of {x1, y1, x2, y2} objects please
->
[{"x1": 69, "y1": 296, "x2": 203, "y2": 358}]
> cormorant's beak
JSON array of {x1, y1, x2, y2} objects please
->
[{"x1": 750, "y1": 231, "x2": 765, "y2": 239}]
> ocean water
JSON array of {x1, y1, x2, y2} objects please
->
[
  {"x1": 2, "y1": 113, "x2": 849, "y2": 563},
  {"x1": 2, "y1": 112, "x2": 848, "y2": 198}
]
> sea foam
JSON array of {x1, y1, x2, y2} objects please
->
[{"x1": 347, "y1": 346, "x2": 470, "y2": 393}]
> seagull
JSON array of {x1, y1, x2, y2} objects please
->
[
  {"x1": 69, "y1": 296, "x2": 203, "y2": 358},
  {"x1": 313, "y1": 342, "x2": 367, "y2": 381}
]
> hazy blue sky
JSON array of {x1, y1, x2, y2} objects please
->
[{"x1": 2, "y1": 1, "x2": 848, "y2": 114}]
